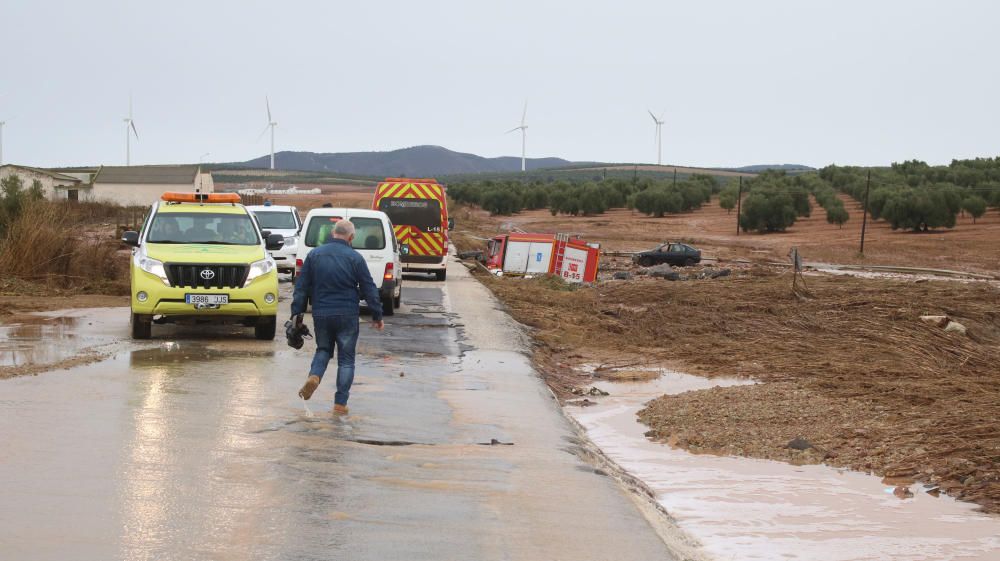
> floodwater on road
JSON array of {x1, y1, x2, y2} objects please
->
[
  {"x1": 0, "y1": 310, "x2": 123, "y2": 369},
  {"x1": 0, "y1": 263, "x2": 679, "y2": 561},
  {"x1": 568, "y1": 370, "x2": 1000, "y2": 561}
]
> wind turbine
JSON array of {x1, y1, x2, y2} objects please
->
[
  {"x1": 506, "y1": 100, "x2": 528, "y2": 172},
  {"x1": 648, "y1": 110, "x2": 665, "y2": 166},
  {"x1": 256, "y1": 97, "x2": 278, "y2": 170},
  {"x1": 124, "y1": 95, "x2": 139, "y2": 166}
]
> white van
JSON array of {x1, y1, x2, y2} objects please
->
[
  {"x1": 247, "y1": 205, "x2": 301, "y2": 275},
  {"x1": 296, "y1": 208, "x2": 403, "y2": 316}
]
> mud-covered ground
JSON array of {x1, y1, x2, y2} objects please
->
[{"x1": 477, "y1": 269, "x2": 1000, "y2": 514}]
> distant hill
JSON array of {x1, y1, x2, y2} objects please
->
[
  {"x1": 720, "y1": 164, "x2": 815, "y2": 173},
  {"x1": 234, "y1": 145, "x2": 587, "y2": 177},
  {"x1": 227, "y1": 145, "x2": 813, "y2": 180}
]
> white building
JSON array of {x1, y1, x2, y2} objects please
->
[
  {"x1": 0, "y1": 164, "x2": 84, "y2": 200},
  {"x1": 89, "y1": 165, "x2": 215, "y2": 206}
]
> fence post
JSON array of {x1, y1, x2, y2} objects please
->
[
  {"x1": 859, "y1": 169, "x2": 871, "y2": 254},
  {"x1": 735, "y1": 176, "x2": 743, "y2": 236}
]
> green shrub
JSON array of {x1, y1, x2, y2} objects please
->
[
  {"x1": 962, "y1": 195, "x2": 987, "y2": 224},
  {"x1": 739, "y1": 189, "x2": 798, "y2": 233},
  {"x1": 825, "y1": 204, "x2": 849, "y2": 228}
]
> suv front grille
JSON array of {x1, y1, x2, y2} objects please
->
[{"x1": 165, "y1": 264, "x2": 249, "y2": 289}]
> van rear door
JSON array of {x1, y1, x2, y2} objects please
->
[{"x1": 346, "y1": 211, "x2": 389, "y2": 289}]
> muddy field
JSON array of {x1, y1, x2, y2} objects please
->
[
  {"x1": 449, "y1": 195, "x2": 1000, "y2": 514},
  {"x1": 477, "y1": 269, "x2": 1000, "y2": 513},
  {"x1": 463, "y1": 193, "x2": 1000, "y2": 276},
  {"x1": 215, "y1": 182, "x2": 375, "y2": 212}
]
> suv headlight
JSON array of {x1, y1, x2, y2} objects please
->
[
  {"x1": 244, "y1": 258, "x2": 275, "y2": 287},
  {"x1": 136, "y1": 255, "x2": 169, "y2": 285},
  {"x1": 282, "y1": 236, "x2": 297, "y2": 249}
]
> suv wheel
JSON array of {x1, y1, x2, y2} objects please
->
[
  {"x1": 131, "y1": 313, "x2": 151, "y2": 340},
  {"x1": 255, "y1": 316, "x2": 277, "y2": 340}
]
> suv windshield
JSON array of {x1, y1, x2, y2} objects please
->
[
  {"x1": 378, "y1": 198, "x2": 442, "y2": 233},
  {"x1": 305, "y1": 217, "x2": 386, "y2": 250},
  {"x1": 253, "y1": 210, "x2": 297, "y2": 230},
  {"x1": 147, "y1": 212, "x2": 261, "y2": 245}
]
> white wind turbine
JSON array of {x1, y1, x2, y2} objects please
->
[
  {"x1": 648, "y1": 109, "x2": 665, "y2": 166},
  {"x1": 124, "y1": 95, "x2": 139, "y2": 166},
  {"x1": 506, "y1": 100, "x2": 528, "y2": 172},
  {"x1": 256, "y1": 97, "x2": 278, "y2": 170}
]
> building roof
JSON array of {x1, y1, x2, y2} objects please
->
[
  {"x1": 0, "y1": 164, "x2": 82, "y2": 183},
  {"x1": 93, "y1": 165, "x2": 200, "y2": 185}
]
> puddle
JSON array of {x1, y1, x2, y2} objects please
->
[
  {"x1": 128, "y1": 343, "x2": 275, "y2": 368},
  {"x1": 0, "y1": 315, "x2": 84, "y2": 367},
  {"x1": 567, "y1": 369, "x2": 1000, "y2": 561}
]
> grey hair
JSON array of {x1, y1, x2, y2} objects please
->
[{"x1": 333, "y1": 219, "x2": 355, "y2": 238}]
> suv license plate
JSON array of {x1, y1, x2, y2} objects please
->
[{"x1": 185, "y1": 294, "x2": 229, "y2": 305}]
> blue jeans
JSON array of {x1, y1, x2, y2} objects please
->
[{"x1": 309, "y1": 315, "x2": 360, "y2": 406}]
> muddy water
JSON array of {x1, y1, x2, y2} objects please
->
[
  {"x1": 0, "y1": 264, "x2": 679, "y2": 561},
  {"x1": 568, "y1": 370, "x2": 1000, "y2": 561},
  {"x1": 0, "y1": 313, "x2": 85, "y2": 367}
]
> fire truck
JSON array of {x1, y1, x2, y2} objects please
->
[
  {"x1": 485, "y1": 232, "x2": 600, "y2": 283},
  {"x1": 373, "y1": 178, "x2": 450, "y2": 281}
]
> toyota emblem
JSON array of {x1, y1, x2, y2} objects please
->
[{"x1": 200, "y1": 269, "x2": 216, "y2": 280}]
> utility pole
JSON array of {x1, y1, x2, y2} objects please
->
[
  {"x1": 859, "y1": 169, "x2": 871, "y2": 254},
  {"x1": 736, "y1": 176, "x2": 743, "y2": 236}
]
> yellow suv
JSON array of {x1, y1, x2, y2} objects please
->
[{"x1": 122, "y1": 192, "x2": 284, "y2": 340}]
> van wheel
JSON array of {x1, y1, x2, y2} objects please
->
[
  {"x1": 382, "y1": 296, "x2": 395, "y2": 316},
  {"x1": 435, "y1": 270, "x2": 447, "y2": 281},
  {"x1": 394, "y1": 292, "x2": 401, "y2": 309},
  {"x1": 255, "y1": 316, "x2": 277, "y2": 340},
  {"x1": 131, "y1": 313, "x2": 151, "y2": 340}
]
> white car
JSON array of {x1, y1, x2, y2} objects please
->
[
  {"x1": 297, "y1": 207, "x2": 403, "y2": 316},
  {"x1": 247, "y1": 205, "x2": 301, "y2": 275}
]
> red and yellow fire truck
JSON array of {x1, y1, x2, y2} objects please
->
[
  {"x1": 372, "y1": 178, "x2": 450, "y2": 281},
  {"x1": 485, "y1": 232, "x2": 600, "y2": 283}
]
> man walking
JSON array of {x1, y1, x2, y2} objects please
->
[{"x1": 292, "y1": 219, "x2": 384, "y2": 414}]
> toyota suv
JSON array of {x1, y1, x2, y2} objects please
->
[{"x1": 122, "y1": 192, "x2": 285, "y2": 340}]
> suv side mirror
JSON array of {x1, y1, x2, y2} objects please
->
[
  {"x1": 447, "y1": 217, "x2": 455, "y2": 230},
  {"x1": 400, "y1": 243, "x2": 410, "y2": 256},
  {"x1": 122, "y1": 231, "x2": 140, "y2": 247},
  {"x1": 265, "y1": 233, "x2": 285, "y2": 251},
  {"x1": 261, "y1": 229, "x2": 272, "y2": 237}
]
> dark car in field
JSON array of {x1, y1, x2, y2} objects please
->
[{"x1": 633, "y1": 242, "x2": 702, "y2": 267}]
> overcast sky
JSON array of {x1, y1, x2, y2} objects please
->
[{"x1": 2, "y1": 0, "x2": 998, "y2": 169}]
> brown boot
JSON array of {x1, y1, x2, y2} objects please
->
[
  {"x1": 333, "y1": 404, "x2": 349, "y2": 416},
  {"x1": 298, "y1": 375, "x2": 321, "y2": 400}
]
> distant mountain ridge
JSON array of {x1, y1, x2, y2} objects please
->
[
  {"x1": 230, "y1": 145, "x2": 812, "y2": 178},
  {"x1": 723, "y1": 164, "x2": 816, "y2": 173},
  {"x1": 235, "y1": 145, "x2": 586, "y2": 177}
]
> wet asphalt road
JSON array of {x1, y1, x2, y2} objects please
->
[{"x1": 0, "y1": 261, "x2": 677, "y2": 561}]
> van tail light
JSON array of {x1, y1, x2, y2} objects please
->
[
  {"x1": 295, "y1": 258, "x2": 303, "y2": 273},
  {"x1": 383, "y1": 262, "x2": 394, "y2": 281}
]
